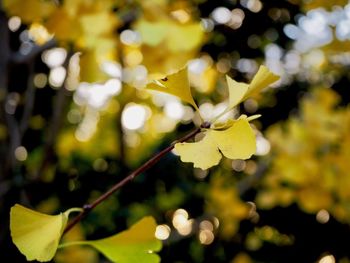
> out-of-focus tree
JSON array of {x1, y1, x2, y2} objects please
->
[{"x1": 2, "y1": 0, "x2": 350, "y2": 262}]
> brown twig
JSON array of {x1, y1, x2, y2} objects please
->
[{"x1": 63, "y1": 126, "x2": 202, "y2": 234}]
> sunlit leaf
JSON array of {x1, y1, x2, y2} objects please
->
[
  {"x1": 175, "y1": 132, "x2": 222, "y2": 170},
  {"x1": 175, "y1": 118, "x2": 255, "y2": 169},
  {"x1": 214, "y1": 66, "x2": 279, "y2": 121},
  {"x1": 10, "y1": 204, "x2": 81, "y2": 262},
  {"x1": 226, "y1": 76, "x2": 249, "y2": 110},
  {"x1": 245, "y1": 65, "x2": 280, "y2": 99},
  {"x1": 55, "y1": 224, "x2": 98, "y2": 263},
  {"x1": 212, "y1": 118, "x2": 256, "y2": 160},
  {"x1": 146, "y1": 67, "x2": 199, "y2": 111},
  {"x1": 61, "y1": 217, "x2": 162, "y2": 263}
]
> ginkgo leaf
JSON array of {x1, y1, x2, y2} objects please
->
[
  {"x1": 245, "y1": 65, "x2": 280, "y2": 99},
  {"x1": 10, "y1": 204, "x2": 82, "y2": 262},
  {"x1": 175, "y1": 118, "x2": 255, "y2": 169},
  {"x1": 60, "y1": 217, "x2": 162, "y2": 263},
  {"x1": 211, "y1": 118, "x2": 256, "y2": 160},
  {"x1": 175, "y1": 132, "x2": 222, "y2": 170},
  {"x1": 214, "y1": 66, "x2": 279, "y2": 122},
  {"x1": 212, "y1": 115, "x2": 260, "y2": 130},
  {"x1": 146, "y1": 67, "x2": 199, "y2": 111},
  {"x1": 246, "y1": 114, "x2": 261, "y2": 122},
  {"x1": 226, "y1": 76, "x2": 249, "y2": 111},
  {"x1": 212, "y1": 119, "x2": 236, "y2": 130}
]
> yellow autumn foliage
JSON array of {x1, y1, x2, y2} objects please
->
[
  {"x1": 257, "y1": 88, "x2": 350, "y2": 222},
  {"x1": 207, "y1": 174, "x2": 250, "y2": 239}
]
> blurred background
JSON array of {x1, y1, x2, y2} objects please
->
[{"x1": 1, "y1": 0, "x2": 350, "y2": 262}]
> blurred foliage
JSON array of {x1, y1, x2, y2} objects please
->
[
  {"x1": 258, "y1": 88, "x2": 350, "y2": 221},
  {"x1": 1, "y1": 0, "x2": 350, "y2": 262}
]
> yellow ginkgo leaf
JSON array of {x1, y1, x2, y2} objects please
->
[
  {"x1": 214, "y1": 66, "x2": 279, "y2": 122},
  {"x1": 212, "y1": 119, "x2": 237, "y2": 130},
  {"x1": 60, "y1": 217, "x2": 162, "y2": 263},
  {"x1": 175, "y1": 118, "x2": 255, "y2": 169},
  {"x1": 175, "y1": 132, "x2": 222, "y2": 170},
  {"x1": 245, "y1": 65, "x2": 280, "y2": 99},
  {"x1": 226, "y1": 76, "x2": 249, "y2": 111},
  {"x1": 212, "y1": 115, "x2": 260, "y2": 130},
  {"x1": 10, "y1": 204, "x2": 82, "y2": 262},
  {"x1": 146, "y1": 67, "x2": 199, "y2": 111},
  {"x1": 212, "y1": 118, "x2": 256, "y2": 160}
]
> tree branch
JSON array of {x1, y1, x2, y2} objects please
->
[
  {"x1": 63, "y1": 126, "x2": 202, "y2": 234},
  {"x1": 10, "y1": 39, "x2": 56, "y2": 64}
]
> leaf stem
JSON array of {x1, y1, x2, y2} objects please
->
[
  {"x1": 63, "y1": 126, "x2": 202, "y2": 235},
  {"x1": 58, "y1": 241, "x2": 88, "y2": 249}
]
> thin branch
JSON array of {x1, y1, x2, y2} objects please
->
[
  {"x1": 10, "y1": 39, "x2": 56, "y2": 64},
  {"x1": 63, "y1": 126, "x2": 202, "y2": 234}
]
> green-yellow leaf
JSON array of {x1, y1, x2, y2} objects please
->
[
  {"x1": 134, "y1": 19, "x2": 167, "y2": 46},
  {"x1": 175, "y1": 118, "x2": 255, "y2": 169},
  {"x1": 134, "y1": 19, "x2": 204, "y2": 52},
  {"x1": 10, "y1": 204, "x2": 81, "y2": 262},
  {"x1": 175, "y1": 132, "x2": 222, "y2": 170},
  {"x1": 146, "y1": 67, "x2": 199, "y2": 111},
  {"x1": 167, "y1": 22, "x2": 204, "y2": 52},
  {"x1": 60, "y1": 216, "x2": 162, "y2": 263}
]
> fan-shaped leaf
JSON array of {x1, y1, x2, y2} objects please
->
[
  {"x1": 146, "y1": 67, "x2": 199, "y2": 111},
  {"x1": 175, "y1": 132, "x2": 222, "y2": 170},
  {"x1": 175, "y1": 118, "x2": 255, "y2": 169},
  {"x1": 214, "y1": 66, "x2": 279, "y2": 122},
  {"x1": 212, "y1": 118, "x2": 256, "y2": 160},
  {"x1": 60, "y1": 217, "x2": 162, "y2": 263},
  {"x1": 10, "y1": 204, "x2": 81, "y2": 262}
]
